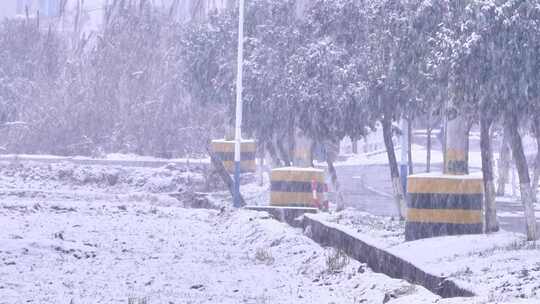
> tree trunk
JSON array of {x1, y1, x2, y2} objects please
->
[
  {"x1": 293, "y1": 128, "x2": 312, "y2": 167},
  {"x1": 465, "y1": 123, "x2": 471, "y2": 172},
  {"x1": 506, "y1": 114, "x2": 537, "y2": 240},
  {"x1": 207, "y1": 147, "x2": 246, "y2": 207},
  {"x1": 480, "y1": 116, "x2": 499, "y2": 232},
  {"x1": 532, "y1": 117, "x2": 540, "y2": 199},
  {"x1": 351, "y1": 136, "x2": 358, "y2": 154},
  {"x1": 426, "y1": 111, "x2": 432, "y2": 173},
  {"x1": 382, "y1": 116, "x2": 406, "y2": 220},
  {"x1": 327, "y1": 158, "x2": 345, "y2": 211},
  {"x1": 265, "y1": 141, "x2": 281, "y2": 167},
  {"x1": 407, "y1": 118, "x2": 414, "y2": 174},
  {"x1": 496, "y1": 130, "x2": 511, "y2": 196},
  {"x1": 258, "y1": 144, "x2": 265, "y2": 187},
  {"x1": 444, "y1": 111, "x2": 469, "y2": 174},
  {"x1": 326, "y1": 140, "x2": 344, "y2": 211},
  {"x1": 310, "y1": 140, "x2": 317, "y2": 167},
  {"x1": 276, "y1": 138, "x2": 291, "y2": 166},
  {"x1": 287, "y1": 115, "x2": 296, "y2": 165}
]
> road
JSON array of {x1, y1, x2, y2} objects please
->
[{"x1": 336, "y1": 162, "x2": 540, "y2": 234}]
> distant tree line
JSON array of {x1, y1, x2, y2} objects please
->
[{"x1": 0, "y1": 1, "x2": 227, "y2": 157}]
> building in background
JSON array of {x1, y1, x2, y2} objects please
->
[
  {"x1": 0, "y1": 0, "x2": 312, "y2": 31},
  {"x1": 0, "y1": 0, "x2": 61, "y2": 19},
  {"x1": 0, "y1": 0, "x2": 233, "y2": 29},
  {"x1": 162, "y1": 0, "x2": 309, "y2": 22},
  {"x1": 0, "y1": 0, "x2": 106, "y2": 34}
]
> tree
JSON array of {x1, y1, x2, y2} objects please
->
[
  {"x1": 532, "y1": 115, "x2": 540, "y2": 198},
  {"x1": 293, "y1": 0, "x2": 377, "y2": 209},
  {"x1": 446, "y1": 0, "x2": 504, "y2": 233},
  {"x1": 242, "y1": 0, "x2": 301, "y2": 165},
  {"x1": 180, "y1": 0, "x2": 304, "y2": 165},
  {"x1": 442, "y1": 0, "x2": 540, "y2": 239},
  {"x1": 361, "y1": 0, "x2": 445, "y2": 219},
  {"x1": 499, "y1": 0, "x2": 540, "y2": 240},
  {"x1": 301, "y1": 0, "x2": 375, "y2": 143}
]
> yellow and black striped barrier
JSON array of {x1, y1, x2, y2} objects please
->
[
  {"x1": 405, "y1": 173, "x2": 483, "y2": 241},
  {"x1": 210, "y1": 139, "x2": 256, "y2": 173},
  {"x1": 270, "y1": 167, "x2": 326, "y2": 208}
]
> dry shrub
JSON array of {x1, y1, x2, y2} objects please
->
[
  {"x1": 0, "y1": 1, "x2": 226, "y2": 157},
  {"x1": 255, "y1": 247, "x2": 275, "y2": 265},
  {"x1": 325, "y1": 248, "x2": 349, "y2": 273}
]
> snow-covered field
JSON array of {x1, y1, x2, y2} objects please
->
[
  {"x1": 0, "y1": 160, "x2": 447, "y2": 304},
  {"x1": 2, "y1": 199, "x2": 442, "y2": 303},
  {"x1": 2, "y1": 154, "x2": 539, "y2": 303}
]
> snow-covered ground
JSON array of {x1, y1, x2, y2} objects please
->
[
  {"x1": 0, "y1": 160, "x2": 448, "y2": 304},
  {"x1": 2, "y1": 199, "x2": 442, "y2": 303},
  {"x1": 391, "y1": 232, "x2": 540, "y2": 301},
  {"x1": 2, "y1": 150, "x2": 539, "y2": 303},
  {"x1": 311, "y1": 208, "x2": 540, "y2": 303}
]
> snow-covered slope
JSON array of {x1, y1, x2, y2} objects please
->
[{"x1": 0, "y1": 160, "x2": 444, "y2": 304}]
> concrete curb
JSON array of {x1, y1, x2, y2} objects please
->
[
  {"x1": 301, "y1": 214, "x2": 476, "y2": 299},
  {"x1": 241, "y1": 205, "x2": 475, "y2": 298}
]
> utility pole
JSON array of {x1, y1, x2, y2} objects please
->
[{"x1": 233, "y1": 0, "x2": 245, "y2": 208}]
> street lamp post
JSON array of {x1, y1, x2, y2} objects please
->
[{"x1": 233, "y1": 0, "x2": 245, "y2": 208}]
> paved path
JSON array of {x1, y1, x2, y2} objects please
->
[
  {"x1": 336, "y1": 163, "x2": 540, "y2": 234},
  {"x1": 337, "y1": 164, "x2": 396, "y2": 216}
]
